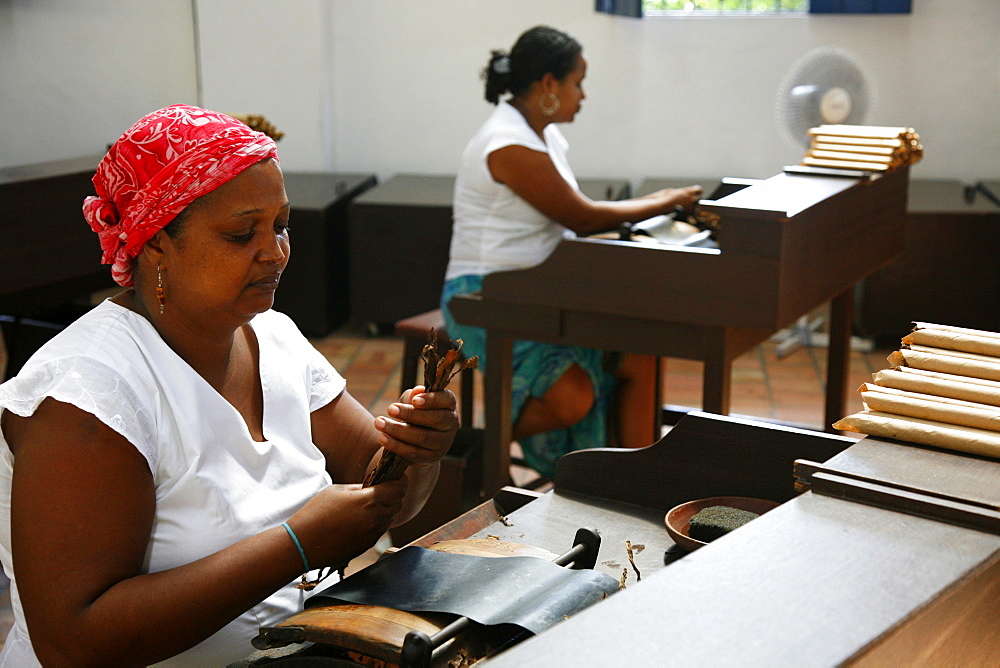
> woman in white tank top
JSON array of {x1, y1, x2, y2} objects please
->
[{"x1": 443, "y1": 26, "x2": 702, "y2": 477}]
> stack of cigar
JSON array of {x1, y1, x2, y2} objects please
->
[
  {"x1": 801, "y1": 124, "x2": 922, "y2": 173},
  {"x1": 834, "y1": 322, "x2": 1000, "y2": 459}
]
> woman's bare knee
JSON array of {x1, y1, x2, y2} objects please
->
[
  {"x1": 543, "y1": 364, "x2": 594, "y2": 427},
  {"x1": 512, "y1": 364, "x2": 594, "y2": 437}
]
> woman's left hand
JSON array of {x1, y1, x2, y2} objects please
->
[{"x1": 373, "y1": 385, "x2": 458, "y2": 466}]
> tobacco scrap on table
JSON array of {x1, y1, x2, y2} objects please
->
[
  {"x1": 363, "y1": 331, "x2": 479, "y2": 488},
  {"x1": 625, "y1": 540, "x2": 641, "y2": 582}
]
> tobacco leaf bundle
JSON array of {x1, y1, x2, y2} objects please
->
[{"x1": 362, "y1": 331, "x2": 478, "y2": 487}]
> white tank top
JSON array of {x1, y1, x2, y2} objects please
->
[{"x1": 446, "y1": 100, "x2": 579, "y2": 281}]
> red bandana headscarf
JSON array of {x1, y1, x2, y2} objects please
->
[{"x1": 82, "y1": 104, "x2": 279, "y2": 287}]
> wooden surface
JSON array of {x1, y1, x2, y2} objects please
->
[
  {"x1": 419, "y1": 413, "x2": 1000, "y2": 667},
  {"x1": 408, "y1": 412, "x2": 854, "y2": 582},
  {"x1": 348, "y1": 174, "x2": 455, "y2": 328},
  {"x1": 271, "y1": 171, "x2": 377, "y2": 336},
  {"x1": 0, "y1": 154, "x2": 115, "y2": 310},
  {"x1": 246, "y1": 413, "x2": 999, "y2": 666},
  {"x1": 485, "y1": 492, "x2": 999, "y2": 667},
  {"x1": 856, "y1": 178, "x2": 1000, "y2": 341},
  {"x1": 0, "y1": 161, "x2": 377, "y2": 371},
  {"x1": 451, "y1": 168, "x2": 909, "y2": 498},
  {"x1": 0, "y1": 154, "x2": 116, "y2": 379},
  {"x1": 347, "y1": 174, "x2": 631, "y2": 329}
]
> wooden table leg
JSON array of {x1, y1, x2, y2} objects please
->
[
  {"x1": 702, "y1": 331, "x2": 732, "y2": 415},
  {"x1": 483, "y1": 330, "x2": 514, "y2": 500},
  {"x1": 653, "y1": 357, "x2": 663, "y2": 437},
  {"x1": 825, "y1": 287, "x2": 854, "y2": 431}
]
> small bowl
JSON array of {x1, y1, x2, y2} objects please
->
[{"x1": 664, "y1": 496, "x2": 780, "y2": 552}]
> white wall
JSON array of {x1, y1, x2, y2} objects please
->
[
  {"x1": 4, "y1": 0, "x2": 998, "y2": 184},
  {"x1": 195, "y1": 0, "x2": 999, "y2": 183},
  {"x1": 0, "y1": 0, "x2": 198, "y2": 167}
]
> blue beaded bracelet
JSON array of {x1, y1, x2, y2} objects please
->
[{"x1": 281, "y1": 521, "x2": 310, "y2": 572}]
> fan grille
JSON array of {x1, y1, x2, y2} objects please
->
[{"x1": 777, "y1": 47, "x2": 876, "y2": 149}]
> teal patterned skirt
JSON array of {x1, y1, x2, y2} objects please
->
[{"x1": 441, "y1": 274, "x2": 616, "y2": 478}]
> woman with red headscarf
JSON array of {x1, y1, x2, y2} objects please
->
[{"x1": 0, "y1": 105, "x2": 458, "y2": 666}]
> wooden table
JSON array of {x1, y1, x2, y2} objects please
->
[
  {"x1": 0, "y1": 160, "x2": 377, "y2": 373},
  {"x1": 470, "y1": 415, "x2": 1000, "y2": 666},
  {"x1": 246, "y1": 412, "x2": 999, "y2": 666},
  {"x1": 451, "y1": 168, "x2": 910, "y2": 498}
]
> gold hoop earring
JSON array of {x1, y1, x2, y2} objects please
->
[
  {"x1": 539, "y1": 93, "x2": 560, "y2": 116},
  {"x1": 156, "y1": 265, "x2": 166, "y2": 314}
]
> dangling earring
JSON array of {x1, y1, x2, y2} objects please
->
[
  {"x1": 156, "y1": 265, "x2": 166, "y2": 314},
  {"x1": 539, "y1": 93, "x2": 560, "y2": 116}
]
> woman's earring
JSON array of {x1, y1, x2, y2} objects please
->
[
  {"x1": 539, "y1": 93, "x2": 560, "y2": 116},
  {"x1": 156, "y1": 266, "x2": 166, "y2": 314}
]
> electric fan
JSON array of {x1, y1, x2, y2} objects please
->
[
  {"x1": 772, "y1": 47, "x2": 878, "y2": 357},
  {"x1": 776, "y1": 47, "x2": 877, "y2": 150}
]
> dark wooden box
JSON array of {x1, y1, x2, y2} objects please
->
[
  {"x1": 347, "y1": 174, "x2": 631, "y2": 332},
  {"x1": 273, "y1": 172, "x2": 377, "y2": 337},
  {"x1": 855, "y1": 178, "x2": 1000, "y2": 342}
]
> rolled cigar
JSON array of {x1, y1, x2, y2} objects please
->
[
  {"x1": 811, "y1": 135, "x2": 905, "y2": 149},
  {"x1": 861, "y1": 388, "x2": 1000, "y2": 432},
  {"x1": 833, "y1": 411, "x2": 1000, "y2": 459},
  {"x1": 888, "y1": 348, "x2": 1000, "y2": 382},
  {"x1": 808, "y1": 149, "x2": 896, "y2": 165},
  {"x1": 904, "y1": 344, "x2": 1000, "y2": 364},
  {"x1": 873, "y1": 369, "x2": 1000, "y2": 407},
  {"x1": 859, "y1": 382, "x2": 996, "y2": 410},
  {"x1": 896, "y1": 366, "x2": 1000, "y2": 390},
  {"x1": 812, "y1": 142, "x2": 899, "y2": 157},
  {"x1": 903, "y1": 327, "x2": 1000, "y2": 358},
  {"x1": 809, "y1": 124, "x2": 916, "y2": 139},
  {"x1": 802, "y1": 156, "x2": 889, "y2": 171},
  {"x1": 912, "y1": 322, "x2": 1000, "y2": 341}
]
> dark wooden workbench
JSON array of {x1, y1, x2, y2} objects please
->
[
  {"x1": 245, "y1": 412, "x2": 998, "y2": 666},
  {"x1": 414, "y1": 412, "x2": 1000, "y2": 667},
  {"x1": 450, "y1": 167, "x2": 910, "y2": 499}
]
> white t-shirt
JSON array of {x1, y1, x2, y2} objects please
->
[
  {"x1": 445, "y1": 100, "x2": 579, "y2": 281},
  {"x1": 0, "y1": 300, "x2": 345, "y2": 666}
]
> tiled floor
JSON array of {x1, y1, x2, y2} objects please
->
[
  {"x1": 0, "y1": 320, "x2": 896, "y2": 647},
  {"x1": 321, "y1": 321, "x2": 891, "y2": 434}
]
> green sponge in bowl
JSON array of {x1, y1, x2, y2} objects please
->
[{"x1": 687, "y1": 505, "x2": 760, "y2": 543}]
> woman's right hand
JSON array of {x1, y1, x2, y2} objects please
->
[
  {"x1": 649, "y1": 185, "x2": 703, "y2": 215},
  {"x1": 287, "y1": 478, "x2": 408, "y2": 569}
]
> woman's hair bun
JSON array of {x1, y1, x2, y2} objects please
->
[
  {"x1": 483, "y1": 49, "x2": 513, "y2": 104},
  {"x1": 481, "y1": 26, "x2": 582, "y2": 106}
]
